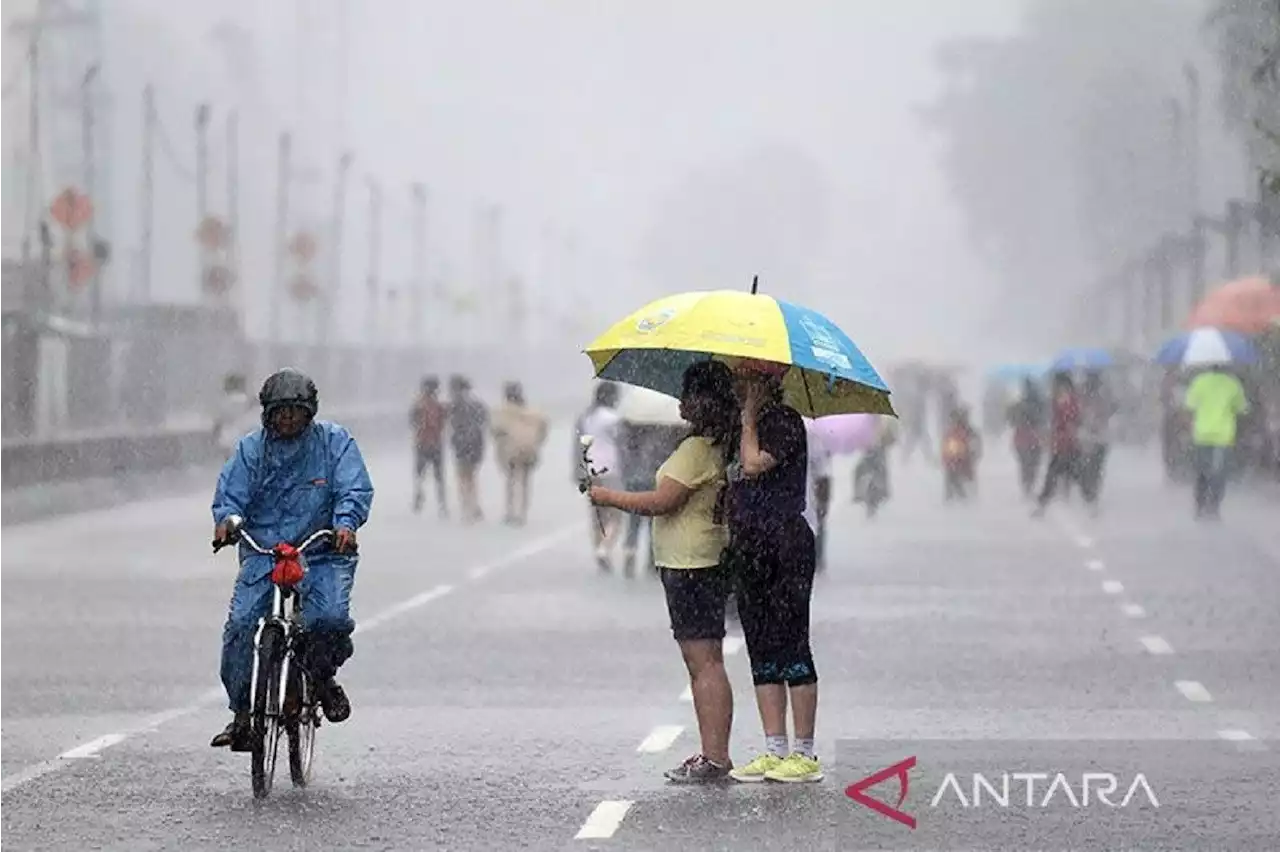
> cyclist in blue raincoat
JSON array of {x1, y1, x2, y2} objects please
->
[{"x1": 210, "y1": 368, "x2": 374, "y2": 750}]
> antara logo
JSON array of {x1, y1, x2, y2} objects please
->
[{"x1": 846, "y1": 757, "x2": 1160, "y2": 829}]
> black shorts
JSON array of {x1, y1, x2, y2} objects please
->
[{"x1": 659, "y1": 564, "x2": 730, "y2": 642}]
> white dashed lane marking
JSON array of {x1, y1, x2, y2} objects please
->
[
  {"x1": 1121, "y1": 603, "x2": 1147, "y2": 618},
  {"x1": 1102, "y1": 580, "x2": 1125, "y2": 595},
  {"x1": 575, "y1": 800, "x2": 634, "y2": 840},
  {"x1": 1174, "y1": 680, "x2": 1213, "y2": 703},
  {"x1": 1085, "y1": 559, "x2": 1104, "y2": 572},
  {"x1": 636, "y1": 725, "x2": 684, "y2": 753},
  {"x1": 1140, "y1": 635, "x2": 1175, "y2": 655}
]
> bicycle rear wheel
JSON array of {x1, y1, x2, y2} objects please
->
[{"x1": 250, "y1": 627, "x2": 285, "y2": 799}]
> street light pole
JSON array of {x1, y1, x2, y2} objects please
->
[
  {"x1": 272, "y1": 132, "x2": 292, "y2": 344},
  {"x1": 138, "y1": 84, "x2": 155, "y2": 304},
  {"x1": 410, "y1": 182, "x2": 427, "y2": 349},
  {"x1": 195, "y1": 103, "x2": 211, "y2": 305},
  {"x1": 81, "y1": 62, "x2": 101, "y2": 326}
]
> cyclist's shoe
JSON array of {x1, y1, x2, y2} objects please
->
[
  {"x1": 210, "y1": 713, "x2": 251, "y2": 750},
  {"x1": 318, "y1": 678, "x2": 351, "y2": 723}
]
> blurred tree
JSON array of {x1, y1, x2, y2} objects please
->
[
  {"x1": 1208, "y1": 0, "x2": 1280, "y2": 199},
  {"x1": 922, "y1": 0, "x2": 1206, "y2": 329},
  {"x1": 638, "y1": 144, "x2": 832, "y2": 293}
]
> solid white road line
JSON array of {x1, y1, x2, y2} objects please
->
[
  {"x1": 723, "y1": 635, "x2": 745, "y2": 656},
  {"x1": 636, "y1": 725, "x2": 684, "y2": 753},
  {"x1": 1174, "y1": 680, "x2": 1213, "y2": 703},
  {"x1": 1, "y1": 522, "x2": 580, "y2": 796},
  {"x1": 575, "y1": 800, "x2": 634, "y2": 840},
  {"x1": 1140, "y1": 635, "x2": 1175, "y2": 655},
  {"x1": 1102, "y1": 580, "x2": 1125, "y2": 595},
  {"x1": 1121, "y1": 603, "x2": 1147, "y2": 618},
  {"x1": 1085, "y1": 559, "x2": 1105, "y2": 572}
]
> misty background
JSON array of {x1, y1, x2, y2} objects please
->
[{"x1": 3, "y1": 0, "x2": 1272, "y2": 386}]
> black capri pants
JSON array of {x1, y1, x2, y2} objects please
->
[{"x1": 730, "y1": 518, "x2": 818, "y2": 687}]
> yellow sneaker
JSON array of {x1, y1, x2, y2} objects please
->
[
  {"x1": 764, "y1": 752, "x2": 824, "y2": 783},
  {"x1": 729, "y1": 752, "x2": 784, "y2": 783}
]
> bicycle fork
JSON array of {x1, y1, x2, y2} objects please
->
[{"x1": 249, "y1": 585, "x2": 293, "y2": 718}]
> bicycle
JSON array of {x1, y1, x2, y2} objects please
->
[{"x1": 213, "y1": 515, "x2": 341, "y2": 799}]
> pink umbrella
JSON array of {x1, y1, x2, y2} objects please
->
[{"x1": 805, "y1": 413, "x2": 879, "y2": 456}]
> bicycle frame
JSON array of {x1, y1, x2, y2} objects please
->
[{"x1": 231, "y1": 527, "x2": 333, "y2": 719}]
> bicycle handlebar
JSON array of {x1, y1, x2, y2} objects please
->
[{"x1": 211, "y1": 516, "x2": 341, "y2": 555}]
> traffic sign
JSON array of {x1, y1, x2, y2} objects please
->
[
  {"x1": 50, "y1": 188, "x2": 92, "y2": 230},
  {"x1": 196, "y1": 217, "x2": 229, "y2": 250},
  {"x1": 288, "y1": 232, "x2": 318, "y2": 263}
]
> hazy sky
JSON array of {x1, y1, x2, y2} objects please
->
[{"x1": 92, "y1": 0, "x2": 1023, "y2": 365}]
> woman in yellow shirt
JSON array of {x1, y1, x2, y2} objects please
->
[{"x1": 588, "y1": 361, "x2": 739, "y2": 784}]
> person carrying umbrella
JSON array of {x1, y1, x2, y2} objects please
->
[
  {"x1": 1184, "y1": 364, "x2": 1249, "y2": 519},
  {"x1": 1007, "y1": 377, "x2": 1047, "y2": 498},
  {"x1": 1077, "y1": 371, "x2": 1117, "y2": 514},
  {"x1": 1032, "y1": 372, "x2": 1081, "y2": 517},
  {"x1": 581, "y1": 283, "x2": 895, "y2": 787}
]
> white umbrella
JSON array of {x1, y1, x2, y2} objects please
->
[{"x1": 616, "y1": 386, "x2": 685, "y2": 426}]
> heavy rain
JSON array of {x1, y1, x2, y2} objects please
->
[{"x1": 2, "y1": 1, "x2": 1278, "y2": 850}]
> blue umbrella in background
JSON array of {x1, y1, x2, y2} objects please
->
[
  {"x1": 1153, "y1": 327, "x2": 1257, "y2": 367},
  {"x1": 1050, "y1": 347, "x2": 1114, "y2": 372}
]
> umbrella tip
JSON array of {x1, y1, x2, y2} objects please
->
[{"x1": 751, "y1": 274, "x2": 759, "y2": 295}]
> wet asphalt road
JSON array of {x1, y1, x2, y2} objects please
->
[{"x1": 2, "y1": 427, "x2": 1278, "y2": 851}]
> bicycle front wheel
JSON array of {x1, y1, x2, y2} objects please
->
[
  {"x1": 250, "y1": 627, "x2": 285, "y2": 799},
  {"x1": 287, "y1": 670, "x2": 318, "y2": 787}
]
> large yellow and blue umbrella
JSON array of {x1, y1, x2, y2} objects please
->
[{"x1": 582, "y1": 289, "x2": 893, "y2": 417}]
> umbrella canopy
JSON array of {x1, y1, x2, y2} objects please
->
[
  {"x1": 805, "y1": 413, "x2": 879, "y2": 455},
  {"x1": 1154, "y1": 327, "x2": 1258, "y2": 367},
  {"x1": 1050, "y1": 347, "x2": 1114, "y2": 372},
  {"x1": 616, "y1": 385, "x2": 685, "y2": 426},
  {"x1": 583, "y1": 289, "x2": 893, "y2": 417},
  {"x1": 1185, "y1": 275, "x2": 1280, "y2": 335}
]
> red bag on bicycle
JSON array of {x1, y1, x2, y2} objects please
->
[{"x1": 272, "y1": 543, "x2": 305, "y2": 586}]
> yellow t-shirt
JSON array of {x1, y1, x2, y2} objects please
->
[{"x1": 652, "y1": 436, "x2": 729, "y2": 570}]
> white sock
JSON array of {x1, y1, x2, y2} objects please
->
[
  {"x1": 766, "y1": 735, "x2": 789, "y2": 757},
  {"x1": 794, "y1": 737, "x2": 816, "y2": 758}
]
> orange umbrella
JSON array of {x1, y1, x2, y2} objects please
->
[{"x1": 1185, "y1": 275, "x2": 1280, "y2": 335}]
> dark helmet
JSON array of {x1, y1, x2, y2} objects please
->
[{"x1": 259, "y1": 368, "x2": 318, "y2": 423}]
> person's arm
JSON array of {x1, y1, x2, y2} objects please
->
[
  {"x1": 590, "y1": 439, "x2": 707, "y2": 516},
  {"x1": 592, "y1": 476, "x2": 693, "y2": 517},
  {"x1": 330, "y1": 429, "x2": 375, "y2": 533},
  {"x1": 741, "y1": 405, "x2": 803, "y2": 479},
  {"x1": 212, "y1": 436, "x2": 258, "y2": 536}
]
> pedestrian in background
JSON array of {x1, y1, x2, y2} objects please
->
[
  {"x1": 448, "y1": 375, "x2": 489, "y2": 524},
  {"x1": 1032, "y1": 373, "x2": 1081, "y2": 517},
  {"x1": 213, "y1": 372, "x2": 255, "y2": 459},
  {"x1": 1077, "y1": 370, "x2": 1117, "y2": 515},
  {"x1": 410, "y1": 375, "x2": 449, "y2": 517},
  {"x1": 1007, "y1": 378, "x2": 1046, "y2": 499},
  {"x1": 724, "y1": 360, "x2": 822, "y2": 784},
  {"x1": 492, "y1": 381, "x2": 549, "y2": 526},
  {"x1": 575, "y1": 383, "x2": 624, "y2": 568},
  {"x1": 587, "y1": 362, "x2": 738, "y2": 782},
  {"x1": 1184, "y1": 364, "x2": 1249, "y2": 520}
]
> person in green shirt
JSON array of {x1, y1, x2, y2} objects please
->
[{"x1": 1184, "y1": 366, "x2": 1250, "y2": 519}]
